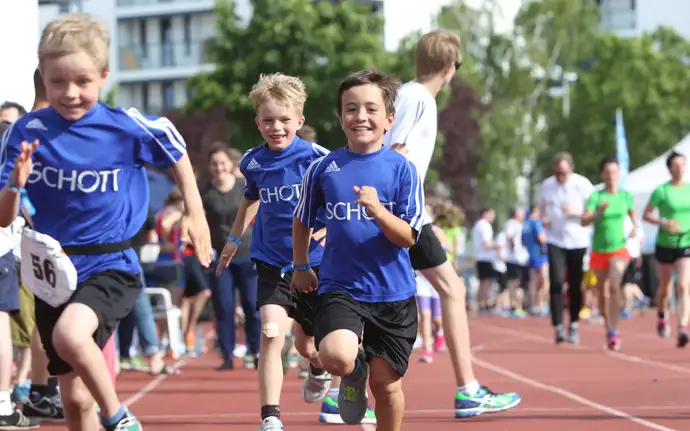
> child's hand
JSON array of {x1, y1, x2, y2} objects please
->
[
  {"x1": 215, "y1": 240, "x2": 239, "y2": 276},
  {"x1": 312, "y1": 227, "x2": 327, "y2": 247},
  {"x1": 180, "y1": 213, "x2": 212, "y2": 268},
  {"x1": 291, "y1": 268, "x2": 318, "y2": 293},
  {"x1": 11, "y1": 140, "x2": 39, "y2": 188},
  {"x1": 353, "y1": 185, "x2": 382, "y2": 217}
]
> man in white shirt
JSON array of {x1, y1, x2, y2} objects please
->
[
  {"x1": 384, "y1": 29, "x2": 520, "y2": 417},
  {"x1": 472, "y1": 208, "x2": 498, "y2": 310},
  {"x1": 539, "y1": 152, "x2": 594, "y2": 344}
]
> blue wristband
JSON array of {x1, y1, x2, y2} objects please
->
[
  {"x1": 227, "y1": 235, "x2": 241, "y2": 245},
  {"x1": 293, "y1": 264, "x2": 311, "y2": 271},
  {"x1": 8, "y1": 184, "x2": 23, "y2": 194}
]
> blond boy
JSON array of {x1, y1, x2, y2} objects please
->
[
  {"x1": 382, "y1": 29, "x2": 521, "y2": 417},
  {"x1": 0, "y1": 13, "x2": 211, "y2": 431},
  {"x1": 215, "y1": 73, "x2": 333, "y2": 431}
]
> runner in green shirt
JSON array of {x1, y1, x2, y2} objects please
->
[
  {"x1": 643, "y1": 151, "x2": 690, "y2": 345},
  {"x1": 581, "y1": 156, "x2": 637, "y2": 352}
]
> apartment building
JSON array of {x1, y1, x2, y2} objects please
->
[
  {"x1": 39, "y1": 0, "x2": 220, "y2": 113},
  {"x1": 598, "y1": 0, "x2": 690, "y2": 38}
]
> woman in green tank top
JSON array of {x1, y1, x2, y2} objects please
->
[
  {"x1": 581, "y1": 156, "x2": 637, "y2": 351},
  {"x1": 643, "y1": 151, "x2": 690, "y2": 345}
]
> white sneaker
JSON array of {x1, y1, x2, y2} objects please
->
[
  {"x1": 302, "y1": 368, "x2": 332, "y2": 403},
  {"x1": 259, "y1": 416, "x2": 283, "y2": 430}
]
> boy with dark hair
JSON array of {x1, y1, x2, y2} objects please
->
[{"x1": 293, "y1": 69, "x2": 424, "y2": 430}]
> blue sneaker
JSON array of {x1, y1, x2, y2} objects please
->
[
  {"x1": 337, "y1": 349, "x2": 369, "y2": 424},
  {"x1": 319, "y1": 395, "x2": 376, "y2": 424},
  {"x1": 455, "y1": 386, "x2": 521, "y2": 417}
]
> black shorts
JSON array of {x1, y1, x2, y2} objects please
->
[
  {"x1": 623, "y1": 258, "x2": 641, "y2": 285},
  {"x1": 254, "y1": 260, "x2": 321, "y2": 337},
  {"x1": 0, "y1": 252, "x2": 19, "y2": 312},
  {"x1": 409, "y1": 224, "x2": 448, "y2": 271},
  {"x1": 35, "y1": 270, "x2": 141, "y2": 376},
  {"x1": 183, "y1": 255, "x2": 210, "y2": 298},
  {"x1": 655, "y1": 246, "x2": 690, "y2": 265},
  {"x1": 314, "y1": 291, "x2": 418, "y2": 376},
  {"x1": 506, "y1": 263, "x2": 527, "y2": 283},
  {"x1": 475, "y1": 261, "x2": 495, "y2": 281}
]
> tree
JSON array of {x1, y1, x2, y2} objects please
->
[
  {"x1": 185, "y1": 0, "x2": 399, "y2": 151},
  {"x1": 546, "y1": 27, "x2": 690, "y2": 181}
]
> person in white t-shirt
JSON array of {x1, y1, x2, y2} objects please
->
[
  {"x1": 383, "y1": 29, "x2": 520, "y2": 416},
  {"x1": 501, "y1": 209, "x2": 528, "y2": 317},
  {"x1": 472, "y1": 208, "x2": 499, "y2": 311},
  {"x1": 539, "y1": 152, "x2": 594, "y2": 344}
]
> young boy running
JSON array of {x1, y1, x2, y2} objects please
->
[
  {"x1": 0, "y1": 13, "x2": 212, "y2": 431},
  {"x1": 383, "y1": 29, "x2": 520, "y2": 417},
  {"x1": 292, "y1": 69, "x2": 424, "y2": 431},
  {"x1": 215, "y1": 73, "x2": 333, "y2": 431}
]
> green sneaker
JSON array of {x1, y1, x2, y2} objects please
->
[
  {"x1": 120, "y1": 357, "x2": 148, "y2": 372},
  {"x1": 319, "y1": 395, "x2": 376, "y2": 424},
  {"x1": 455, "y1": 386, "x2": 521, "y2": 417},
  {"x1": 103, "y1": 409, "x2": 142, "y2": 431}
]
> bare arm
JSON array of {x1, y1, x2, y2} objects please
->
[
  {"x1": 371, "y1": 205, "x2": 416, "y2": 248},
  {"x1": 292, "y1": 217, "x2": 313, "y2": 266},
  {"x1": 229, "y1": 197, "x2": 260, "y2": 240},
  {"x1": 643, "y1": 204, "x2": 661, "y2": 225},
  {"x1": 170, "y1": 154, "x2": 204, "y2": 218},
  {"x1": 0, "y1": 187, "x2": 21, "y2": 228},
  {"x1": 580, "y1": 210, "x2": 598, "y2": 226}
]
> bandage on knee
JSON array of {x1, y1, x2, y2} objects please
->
[{"x1": 262, "y1": 322, "x2": 280, "y2": 338}]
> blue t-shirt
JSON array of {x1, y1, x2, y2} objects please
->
[
  {"x1": 0, "y1": 104, "x2": 186, "y2": 282},
  {"x1": 240, "y1": 137, "x2": 328, "y2": 268},
  {"x1": 522, "y1": 218, "x2": 546, "y2": 258},
  {"x1": 294, "y1": 146, "x2": 424, "y2": 302}
]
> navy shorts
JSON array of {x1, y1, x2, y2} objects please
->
[{"x1": 0, "y1": 251, "x2": 20, "y2": 312}]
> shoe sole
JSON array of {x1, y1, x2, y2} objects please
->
[
  {"x1": 319, "y1": 413, "x2": 376, "y2": 424},
  {"x1": 455, "y1": 396, "x2": 522, "y2": 418}
]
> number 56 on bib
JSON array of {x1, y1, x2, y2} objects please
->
[{"x1": 20, "y1": 229, "x2": 78, "y2": 308}]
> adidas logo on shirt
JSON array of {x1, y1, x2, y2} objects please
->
[
  {"x1": 324, "y1": 161, "x2": 340, "y2": 174},
  {"x1": 26, "y1": 118, "x2": 48, "y2": 131},
  {"x1": 247, "y1": 158, "x2": 261, "y2": 170}
]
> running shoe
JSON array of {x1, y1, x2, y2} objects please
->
[
  {"x1": 23, "y1": 392, "x2": 64, "y2": 421},
  {"x1": 319, "y1": 395, "x2": 376, "y2": 424},
  {"x1": 302, "y1": 368, "x2": 332, "y2": 403},
  {"x1": 554, "y1": 324, "x2": 565, "y2": 344},
  {"x1": 455, "y1": 386, "x2": 521, "y2": 417},
  {"x1": 0, "y1": 408, "x2": 40, "y2": 429},
  {"x1": 419, "y1": 349, "x2": 433, "y2": 363},
  {"x1": 259, "y1": 416, "x2": 283, "y2": 430},
  {"x1": 338, "y1": 349, "x2": 369, "y2": 424},
  {"x1": 103, "y1": 409, "x2": 142, "y2": 431},
  {"x1": 677, "y1": 330, "x2": 689, "y2": 348},
  {"x1": 657, "y1": 318, "x2": 671, "y2": 338},
  {"x1": 607, "y1": 334, "x2": 621, "y2": 351},
  {"x1": 567, "y1": 323, "x2": 579, "y2": 344},
  {"x1": 433, "y1": 333, "x2": 446, "y2": 352}
]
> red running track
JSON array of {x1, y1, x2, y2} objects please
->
[{"x1": 39, "y1": 313, "x2": 690, "y2": 430}]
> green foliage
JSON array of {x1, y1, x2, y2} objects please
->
[
  {"x1": 100, "y1": 86, "x2": 118, "y2": 107},
  {"x1": 185, "y1": 0, "x2": 395, "y2": 150},
  {"x1": 546, "y1": 27, "x2": 690, "y2": 181}
]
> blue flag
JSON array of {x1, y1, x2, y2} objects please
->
[{"x1": 616, "y1": 108, "x2": 630, "y2": 188}]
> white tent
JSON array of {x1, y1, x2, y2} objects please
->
[{"x1": 610, "y1": 133, "x2": 690, "y2": 252}]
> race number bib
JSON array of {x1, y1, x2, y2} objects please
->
[{"x1": 20, "y1": 229, "x2": 78, "y2": 308}]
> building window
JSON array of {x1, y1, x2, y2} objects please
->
[
  {"x1": 162, "y1": 81, "x2": 174, "y2": 111},
  {"x1": 142, "y1": 83, "x2": 150, "y2": 114},
  {"x1": 183, "y1": 15, "x2": 192, "y2": 56},
  {"x1": 600, "y1": 0, "x2": 636, "y2": 30},
  {"x1": 139, "y1": 20, "x2": 148, "y2": 58},
  {"x1": 160, "y1": 18, "x2": 173, "y2": 67}
]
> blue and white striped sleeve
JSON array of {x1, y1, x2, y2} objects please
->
[
  {"x1": 312, "y1": 143, "x2": 330, "y2": 157},
  {"x1": 124, "y1": 108, "x2": 187, "y2": 168},
  {"x1": 396, "y1": 159, "x2": 425, "y2": 240},
  {"x1": 294, "y1": 156, "x2": 327, "y2": 228}
]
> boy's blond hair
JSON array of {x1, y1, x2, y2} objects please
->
[
  {"x1": 38, "y1": 14, "x2": 110, "y2": 71},
  {"x1": 248, "y1": 73, "x2": 307, "y2": 114},
  {"x1": 415, "y1": 30, "x2": 462, "y2": 80}
]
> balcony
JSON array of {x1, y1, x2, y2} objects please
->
[
  {"x1": 118, "y1": 39, "x2": 215, "y2": 83},
  {"x1": 116, "y1": 0, "x2": 215, "y2": 19}
]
